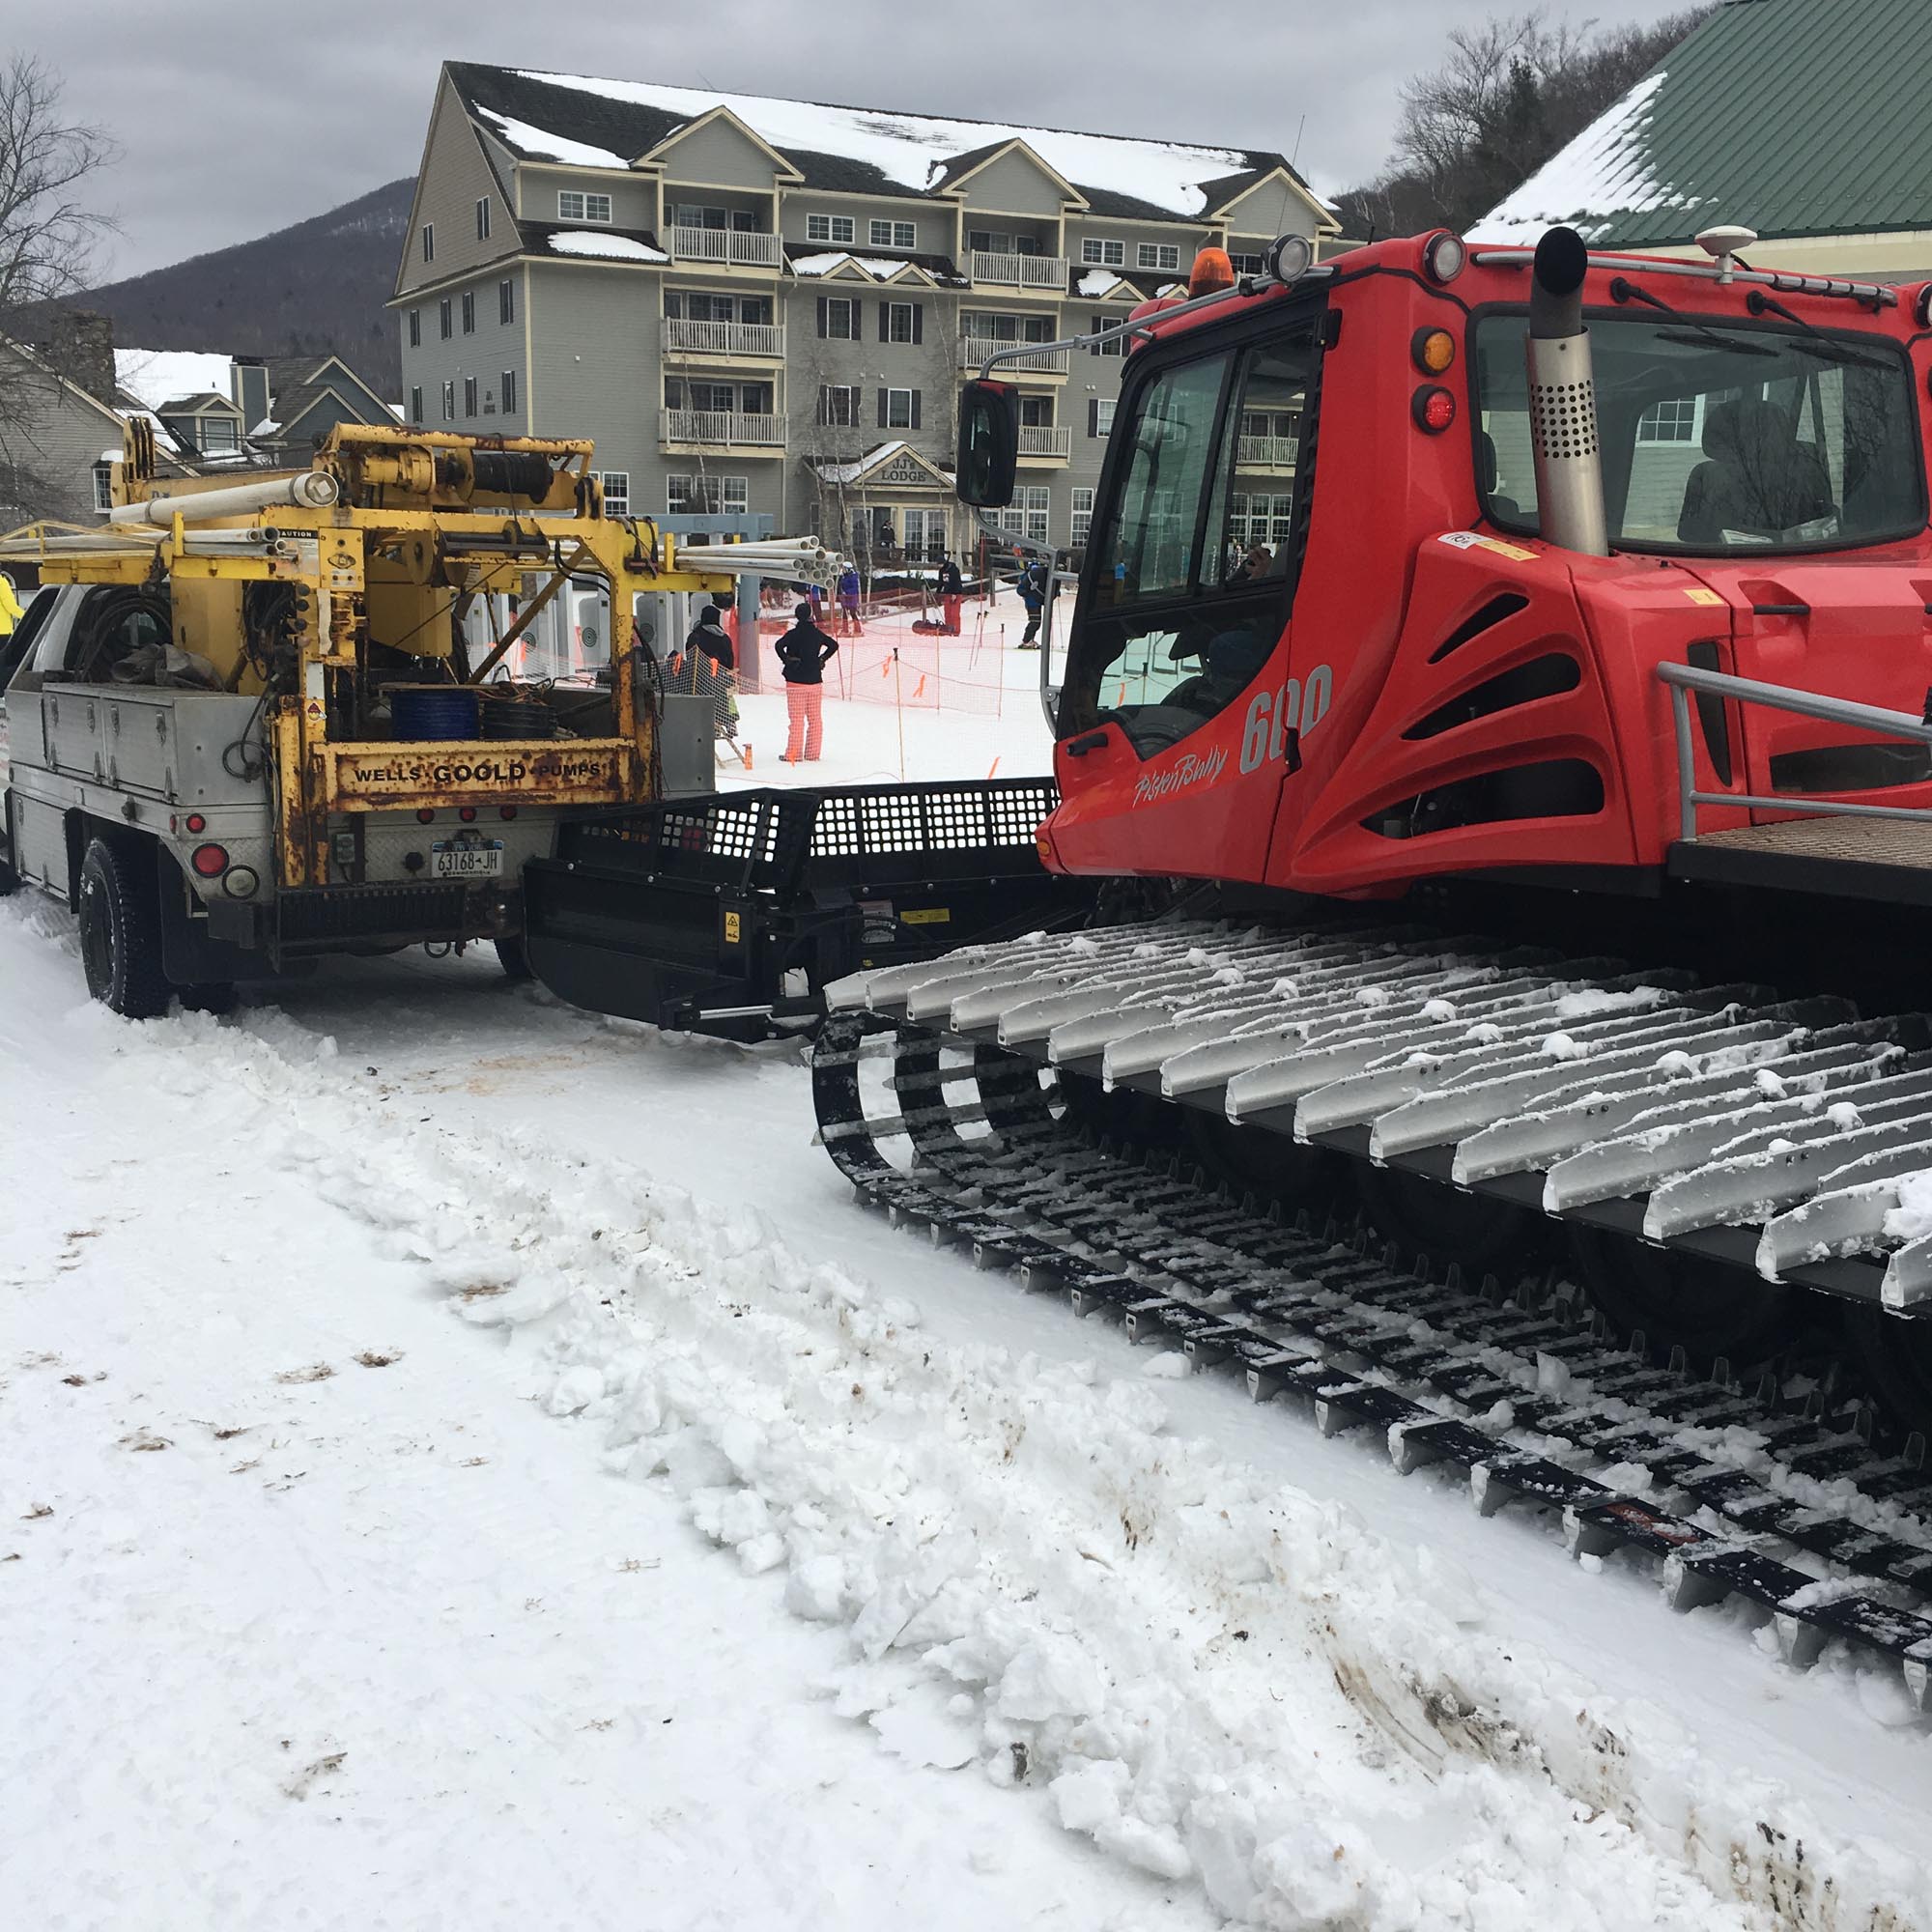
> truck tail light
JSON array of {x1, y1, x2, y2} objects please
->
[{"x1": 190, "y1": 843, "x2": 229, "y2": 877}]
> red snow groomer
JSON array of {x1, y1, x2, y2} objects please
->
[{"x1": 815, "y1": 226, "x2": 1932, "y2": 1675}]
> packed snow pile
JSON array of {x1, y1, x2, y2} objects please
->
[{"x1": 5, "y1": 895, "x2": 1930, "y2": 1928}]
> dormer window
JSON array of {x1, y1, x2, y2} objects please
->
[
  {"x1": 200, "y1": 416, "x2": 240, "y2": 453},
  {"x1": 558, "y1": 189, "x2": 612, "y2": 224},
  {"x1": 808, "y1": 213, "x2": 854, "y2": 243}
]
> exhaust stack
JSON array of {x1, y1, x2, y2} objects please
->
[{"x1": 1525, "y1": 226, "x2": 1609, "y2": 557}]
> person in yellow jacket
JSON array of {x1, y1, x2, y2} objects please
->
[{"x1": 0, "y1": 572, "x2": 21, "y2": 638}]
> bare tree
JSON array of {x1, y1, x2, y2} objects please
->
[
  {"x1": 1330, "y1": 8, "x2": 1713, "y2": 239},
  {"x1": 0, "y1": 54, "x2": 119, "y2": 526}
]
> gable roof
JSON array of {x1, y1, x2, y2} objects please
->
[
  {"x1": 446, "y1": 62, "x2": 1326, "y2": 225},
  {"x1": 1471, "y1": 0, "x2": 1932, "y2": 247},
  {"x1": 811, "y1": 440, "x2": 954, "y2": 488}
]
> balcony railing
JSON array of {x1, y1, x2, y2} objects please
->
[
  {"x1": 1016, "y1": 424, "x2": 1072, "y2": 459},
  {"x1": 1236, "y1": 434, "x2": 1299, "y2": 469},
  {"x1": 668, "y1": 226, "x2": 783, "y2": 268},
  {"x1": 662, "y1": 409, "x2": 787, "y2": 448},
  {"x1": 664, "y1": 317, "x2": 786, "y2": 357},
  {"x1": 957, "y1": 338, "x2": 1071, "y2": 374},
  {"x1": 970, "y1": 250, "x2": 1068, "y2": 291}
]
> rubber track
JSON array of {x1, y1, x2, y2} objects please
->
[{"x1": 812, "y1": 1012, "x2": 1932, "y2": 1704}]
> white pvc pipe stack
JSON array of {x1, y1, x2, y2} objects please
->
[{"x1": 107, "y1": 469, "x2": 341, "y2": 527}]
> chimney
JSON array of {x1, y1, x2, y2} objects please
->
[
  {"x1": 34, "y1": 309, "x2": 117, "y2": 407},
  {"x1": 232, "y1": 355, "x2": 270, "y2": 430}
]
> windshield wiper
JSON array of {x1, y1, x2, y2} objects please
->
[{"x1": 1609, "y1": 275, "x2": 1777, "y2": 356}]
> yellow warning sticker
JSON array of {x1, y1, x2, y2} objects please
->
[
  {"x1": 901, "y1": 907, "x2": 952, "y2": 926},
  {"x1": 1437, "y1": 530, "x2": 1537, "y2": 563},
  {"x1": 723, "y1": 910, "x2": 742, "y2": 945},
  {"x1": 1683, "y1": 586, "x2": 1726, "y2": 607},
  {"x1": 303, "y1": 697, "x2": 325, "y2": 721}
]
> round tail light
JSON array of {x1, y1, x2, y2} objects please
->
[
  {"x1": 499, "y1": 806, "x2": 518, "y2": 820},
  {"x1": 184, "y1": 812, "x2": 207, "y2": 834},
  {"x1": 416, "y1": 808, "x2": 436, "y2": 825},
  {"x1": 190, "y1": 843, "x2": 230, "y2": 877},
  {"x1": 1412, "y1": 385, "x2": 1458, "y2": 434},
  {"x1": 459, "y1": 807, "x2": 478, "y2": 823}
]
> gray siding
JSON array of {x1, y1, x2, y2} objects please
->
[
  {"x1": 0, "y1": 346, "x2": 128, "y2": 525},
  {"x1": 398, "y1": 75, "x2": 517, "y2": 298},
  {"x1": 519, "y1": 162, "x2": 656, "y2": 233},
  {"x1": 398, "y1": 264, "x2": 529, "y2": 435},
  {"x1": 958, "y1": 151, "x2": 1065, "y2": 218},
  {"x1": 1218, "y1": 175, "x2": 1321, "y2": 242},
  {"x1": 656, "y1": 117, "x2": 781, "y2": 190},
  {"x1": 781, "y1": 196, "x2": 938, "y2": 254}
]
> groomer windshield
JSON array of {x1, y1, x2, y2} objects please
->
[{"x1": 1472, "y1": 310, "x2": 1924, "y2": 555}]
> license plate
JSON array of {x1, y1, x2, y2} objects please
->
[{"x1": 431, "y1": 839, "x2": 504, "y2": 879}]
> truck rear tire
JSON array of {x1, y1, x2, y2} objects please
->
[
  {"x1": 77, "y1": 837, "x2": 172, "y2": 1019},
  {"x1": 494, "y1": 931, "x2": 535, "y2": 980}
]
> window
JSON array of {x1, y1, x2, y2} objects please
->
[
  {"x1": 461, "y1": 291, "x2": 475, "y2": 334},
  {"x1": 882, "y1": 300, "x2": 921, "y2": 344},
  {"x1": 598, "y1": 470, "x2": 630, "y2": 516},
  {"x1": 500, "y1": 370, "x2": 517, "y2": 413},
  {"x1": 1137, "y1": 242, "x2": 1180, "y2": 272},
  {"x1": 1091, "y1": 314, "x2": 1123, "y2": 356},
  {"x1": 996, "y1": 484, "x2": 1051, "y2": 544},
  {"x1": 807, "y1": 213, "x2": 854, "y2": 243},
  {"x1": 558, "y1": 189, "x2": 613, "y2": 223},
  {"x1": 475, "y1": 196, "x2": 492, "y2": 241},
  {"x1": 1088, "y1": 397, "x2": 1116, "y2": 439},
  {"x1": 499, "y1": 278, "x2": 515, "y2": 325},
  {"x1": 818, "y1": 384, "x2": 861, "y2": 426},
  {"x1": 818, "y1": 296, "x2": 858, "y2": 340},
  {"x1": 1472, "y1": 313, "x2": 1924, "y2": 554},
  {"x1": 1229, "y1": 252, "x2": 1264, "y2": 278},
  {"x1": 463, "y1": 375, "x2": 478, "y2": 417},
  {"x1": 1082, "y1": 238, "x2": 1125, "y2": 267},
  {"x1": 421, "y1": 224, "x2": 435, "y2": 263},
  {"x1": 880, "y1": 386, "x2": 919, "y2": 430},
  {"x1": 439, "y1": 298, "x2": 452, "y2": 340},
  {"x1": 668, "y1": 474, "x2": 748, "y2": 515},
  {"x1": 440, "y1": 380, "x2": 455, "y2": 421},
  {"x1": 673, "y1": 203, "x2": 748, "y2": 231},
  {"x1": 407, "y1": 308, "x2": 421, "y2": 348},
  {"x1": 1066, "y1": 325, "x2": 1318, "y2": 756},
  {"x1": 967, "y1": 228, "x2": 1001, "y2": 254},
  {"x1": 200, "y1": 416, "x2": 239, "y2": 452},
  {"x1": 1637, "y1": 396, "x2": 1700, "y2": 443},
  {"x1": 1019, "y1": 395, "x2": 1054, "y2": 427},
  {"x1": 1070, "y1": 486, "x2": 1095, "y2": 545},
  {"x1": 409, "y1": 384, "x2": 423, "y2": 422},
  {"x1": 869, "y1": 218, "x2": 916, "y2": 249},
  {"x1": 92, "y1": 464, "x2": 113, "y2": 513}
]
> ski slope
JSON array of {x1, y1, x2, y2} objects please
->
[{"x1": 4, "y1": 888, "x2": 1930, "y2": 1928}]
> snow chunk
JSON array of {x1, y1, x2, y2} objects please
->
[
  {"x1": 996, "y1": 1634, "x2": 1107, "y2": 1721},
  {"x1": 474, "y1": 104, "x2": 627, "y2": 168},
  {"x1": 547, "y1": 229, "x2": 667, "y2": 262},
  {"x1": 1078, "y1": 269, "x2": 1125, "y2": 297},
  {"x1": 1542, "y1": 1031, "x2": 1586, "y2": 1060}
]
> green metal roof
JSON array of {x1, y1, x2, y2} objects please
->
[{"x1": 1471, "y1": 0, "x2": 1932, "y2": 248}]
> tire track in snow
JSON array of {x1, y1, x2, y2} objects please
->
[{"x1": 75, "y1": 989, "x2": 1932, "y2": 1930}]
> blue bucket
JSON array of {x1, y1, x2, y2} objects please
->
[{"x1": 389, "y1": 685, "x2": 479, "y2": 741}]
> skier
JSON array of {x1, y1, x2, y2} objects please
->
[
  {"x1": 837, "y1": 562, "x2": 863, "y2": 637},
  {"x1": 1016, "y1": 559, "x2": 1047, "y2": 649},
  {"x1": 777, "y1": 601, "x2": 839, "y2": 763},
  {"x1": 683, "y1": 602, "x2": 740, "y2": 752},
  {"x1": 936, "y1": 555, "x2": 964, "y2": 636}
]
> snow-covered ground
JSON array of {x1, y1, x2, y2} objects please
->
[{"x1": 6, "y1": 636, "x2": 1932, "y2": 1926}]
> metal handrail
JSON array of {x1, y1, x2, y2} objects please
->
[
  {"x1": 1471, "y1": 247, "x2": 1898, "y2": 309},
  {"x1": 1657, "y1": 659, "x2": 1932, "y2": 840}
]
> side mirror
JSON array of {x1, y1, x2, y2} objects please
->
[{"x1": 955, "y1": 379, "x2": 1018, "y2": 508}]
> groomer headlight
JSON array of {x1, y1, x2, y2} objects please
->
[
  {"x1": 1422, "y1": 230, "x2": 1468, "y2": 284},
  {"x1": 1263, "y1": 232, "x2": 1314, "y2": 286}
]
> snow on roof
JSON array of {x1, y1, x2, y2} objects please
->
[
  {"x1": 1468, "y1": 72, "x2": 1671, "y2": 244},
  {"x1": 788, "y1": 250, "x2": 926, "y2": 280},
  {"x1": 474, "y1": 106, "x2": 627, "y2": 170},
  {"x1": 546, "y1": 228, "x2": 668, "y2": 262},
  {"x1": 813, "y1": 439, "x2": 909, "y2": 485},
  {"x1": 98, "y1": 446, "x2": 123, "y2": 464},
  {"x1": 114, "y1": 348, "x2": 234, "y2": 414},
  {"x1": 508, "y1": 69, "x2": 1259, "y2": 218},
  {"x1": 1077, "y1": 268, "x2": 1125, "y2": 298}
]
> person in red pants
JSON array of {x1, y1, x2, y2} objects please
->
[
  {"x1": 777, "y1": 601, "x2": 838, "y2": 762},
  {"x1": 937, "y1": 554, "x2": 963, "y2": 635}
]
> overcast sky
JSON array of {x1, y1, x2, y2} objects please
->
[{"x1": 30, "y1": 0, "x2": 1695, "y2": 280}]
